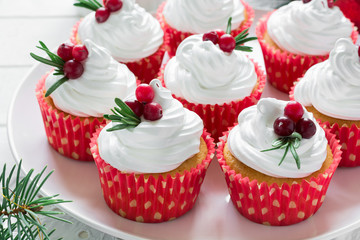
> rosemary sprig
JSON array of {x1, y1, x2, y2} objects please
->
[
  {"x1": 261, "y1": 132, "x2": 302, "y2": 169},
  {"x1": 226, "y1": 17, "x2": 257, "y2": 52},
  {"x1": 73, "y1": 0, "x2": 102, "y2": 11},
  {"x1": 104, "y1": 98, "x2": 141, "y2": 132},
  {"x1": 0, "y1": 160, "x2": 71, "y2": 240},
  {"x1": 30, "y1": 41, "x2": 68, "y2": 97}
]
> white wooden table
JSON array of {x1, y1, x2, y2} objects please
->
[{"x1": 1, "y1": 0, "x2": 360, "y2": 239}]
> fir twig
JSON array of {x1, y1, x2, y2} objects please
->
[
  {"x1": 261, "y1": 132, "x2": 303, "y2": 169},
  {"x1": 73, "y1": 0, "x2": 102, "y2": 11},
  {"x1": 0, "y1": 160, "x2": 71, "y2": 240},
  {"x1": 30, "y1": 41, "x2": 69, "y2": 97},
  {"x1": 104, "y1": 98, "x2": 141, "y2": 132},
  {"x1": 226, "y1": 18, "x2": 257, "y2": 52}
]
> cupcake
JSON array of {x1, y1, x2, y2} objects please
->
[
  {"x1": 71, "y1": 0, "x2": 168, "y2": 83},
  {"x1": 157, "y1": 0, "x2": 254, "y2": 57},
  {"x1": 90, "y1": 80, "x2": 215, "y2": 222},
  {"x1": 159, "y1": 22, "x2": 266, "y2": 141},
  {"x1": 292, "y1": 38, "x2": 360, "y2": 167},
  {"x1": 33, "y1": 39, "x2": 137, "y2": 161},
  {"x1": 256, "y1": 0, "x2": 358, "y2": 93},
  {"x1": 217, "y1": 98, "x2": 342, "y2": 225}
]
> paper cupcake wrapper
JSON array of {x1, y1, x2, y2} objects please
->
[
  {"x1": 70, "y1": 19, "x2": 170, "y2": 84},
  {"x1": 90, "y1": 129, "x2": 215, "y2": 223},
  {"x1": 256, "y1": 12, "x2": 358, "y2": 93},
  {"x1": 158, "y1": 59, "x2": 266, "y2": 142},
  {"x1": 156, "y1": 0, "x2": 255, "y2": 57},
  {"x1": 216, "y1": 128, "x2": 342, "y2": 226},
  {"x1": 35, "y1": 73, "x2": 106, "y2": 161},
  {"x1": 289, "y1": 86, "x2": 360, "y2": 167}
]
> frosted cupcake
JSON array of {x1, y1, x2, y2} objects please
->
[
  {"x1": 256, "y1": 0, "x2": 358, "y2": 93},
  {"x1": 157, "y1": 0, "x2": 254, "y2": 57},
  {"x1": 33, "y1": 39, "x2": 136, "y2": 161},
  {"x1": 292, "y1": 38, "x2": 360, "y2": 167},
  {"x1": 71, "y1": 0, "x2": 168, "y2": 83},
  {"x1": 90, "y1": 80, "x2": 215, "y2": 222},
  {"x1": 159, "y1": 21, "x2": 266, "y2": 141},
  {"x1": 217, "y1": 98, "x2": 342, "y2": 225}
]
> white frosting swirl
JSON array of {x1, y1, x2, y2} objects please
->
[
  {"x1": 78, "y1": 0, "x2": 163, "y2": 62},
  {"x1": 45, "y1": 40, "x2": 136, "y2": 117},
  {"x1": 98, "y1": 80, "x2": 204, "y2": 174},
  {"x1": 228, "y1": 98, "x2": 328, "y2": 178},
  {"x1": 164, "y1": 34, "x2": 257, "y2": 105},
  {"x1": 163, "y1": 0, "x2": 245, "y2": 33},
  {"x1": 294, "y1": 38, "x2": 360, "y2": 120},
  {"x1": 267, "y1": 0, "x2": 352, "y2": 56}
]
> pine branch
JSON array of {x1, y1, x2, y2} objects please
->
[{"x1": 0, "y1": 160, "x2": 71, "y2": 240}]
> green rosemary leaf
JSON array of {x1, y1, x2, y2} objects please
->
[
  {"x1": 272, "y1": 138, "x2": 286, "y2": 148},
  {"x1": 278, "y1": 144, "x2": 290, "y2": 166},
  {"x1": 45, "y1": 77, "x2": 68, "y2": 97},
  {"x1": 119, "y1": 117, "x2": 139, "y2": 126},
  {"x1": 234, "y1": 46, "x2": 253, "y2": 52},
  {"x1": 226, "y1": 17, "x2": 232, "y2": 34},
  {"x1": 90, "y1": 0, "x2": 102, "y2": 8},
  {"x1": 114, "y1": 98, "x2": 140, "y2": 121},
  {"x1": 104, "y1": 114, "x2": 123, "y2": 122},
  {"x1": 294, "y1": 138, "x2": 301, "y2": 148},
  {"x1": 290, "y1": 143, "x2": 301, "y2": 169},
  {"x1": 106, "y1": 124, "x2": 131, "y2": 132},
  {"x1": 30, "y1": 53, "x2": 63, "y2": 69},
  {"x1": 261, "y1": 146, "x2": 282, "y2": 152},
  {"x1": 280, "y1": 142, "x2": 289, "y2": 149},
  {"x1": 236, "y1": 36, "x2": 258, "y2": 45},
  {"x1": 291, "y1": 132, "x2": 302, "y2": 141},
  {"x1": 74, "y1": 0, "x2": 99, "y2": 11},
  {"x1": 234, "y1": 29, "x2": 248, "y2": 41},
  {"x1": 37, "y1": 41, "x2": 65, "y2": 65},
  {"x1": 73, "y1": 2, "x2": 97, "y2": 11}
]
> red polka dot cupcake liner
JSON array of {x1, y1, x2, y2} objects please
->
[
  {"x1": 156, "y1": 0, "x2": 255, "y2": 57},
  {"x1": 158, "y1": 59, "x2": 266, "y2": 142},
  {"x1": 90, "y1": 128, "x2": 215, "y2": 223},
  {"x1": 289, "y1": 87, "x2": 360, "y2": 167},
  {"x1": 256, "y1": 11, "x2": 358, "y2": 93},
  {"x1": 70, "y1": 19, "x2": 170, "y2": 84},
  {"x1": 35, "y1": 73, "x2": 106, "y2": 161},
  {"x1": 216, "y1": 128, "x2": 342, "y2": 226}
]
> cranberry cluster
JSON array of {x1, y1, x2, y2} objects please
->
[
  {"x1": 203, "y1": 30, "x2": 236, "y2": 53},
  {"x1": 125, "y1": 84, "x2": 163, "y2": 121},
  {"x1": 96, "y1": 0, "x2": 123, "y2": 23},
  {"x1": 273, "y1": 101, "x2": 316, "y2": 139},
  {"x1": 303, "y1": 0, "x2": 334, "y2": 8},
  {"x1": 57, "y1": 42, "x2": 89, "y2": 79}
]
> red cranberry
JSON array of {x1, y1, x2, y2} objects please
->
[
  {"x1": 95, "y1": 7, "x2": 110, "y2": 23},
  {"x1": 63, "y1": 60, "x2": 84, "y2": 79},
  {"x1": 284, "y1": 101, "x2": 304, "y2": 122},
  {"x1": 327, "y1": 0, "x2": 334, "y2": 8},
  {"x1": 219, "y1": 34, "x2": 236, "y2": 53},
  {"x1": 125, "y1": 100, "x2": 144, "y2": 117},
  {"x1": 72, "y1": 45, "x2": 88, "y2": 62},
  {"x1": 105, "y1": 0, "x2": 123, "y2": 12},
  {"x1": 358, "y1": 46, "x2": 360, "y2": 58},
  {"x1": 57, "y1": 43, "x2": 74, "y2": 61},
  {"x1": 296, "y1": 118, "x2": 316, "y2": 139},
  {"x1": 203, "y1": 31, "x2": 219, "y2": 45},
  {"x1": 216, "y1": 30, "x2": 226, "y2": 38},
  {"x1": 303, "y1": 0, "x2": 311, "y2": 3},
  {"x1": 273, "y1": 117, "x2": 295, "y2": 137},
  {"x1": 135, "y1": 84, "x2": 155, "y2": 103},
  {"x1": 144, "y1": 102, "x2": 163, "y2": 121}
]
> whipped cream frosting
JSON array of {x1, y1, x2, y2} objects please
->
[
  {"x1": 98, "y1": 80, "x2": 204, "y2": 174},
  {"x1": 78, "y1": 0, "x2": 163, "y2": 62},
  {"x1": 164, "y1": 34, "x2": 257, "y2": 105},
  {"x1": 163, "y1": 0, "x2": 245, "y2": 33},
  {"x1": 228, "y1": 98, "x2": 328, "y2": 178},
  {"x1": 45, "y1": 40, "x2": 136, "y2": 117},
  {"x1": 267, "y1": 0, "x2": 352, "y2": 56},
  {"x1": 294, "y1": 38, "x2": 360, "y2": 120}
]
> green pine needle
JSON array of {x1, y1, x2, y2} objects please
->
[
  {"x1": 261, "y1": 132, "x2": 302, "y2": 169},
  {"x1": 30, "y1": 41, "x2": 69, "y2": 97},
  {"x1": 104, "y1": 98, "x2": 141, "y2": 132},
  {"x1": 73, "y1": 0, "x2": 102, "y2": 11},
  {"x1": 0, "y1": 160, "x2": 71, "y2": 240}
]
